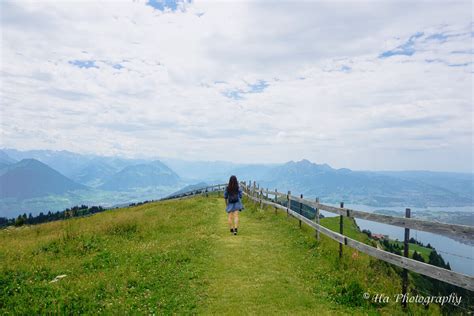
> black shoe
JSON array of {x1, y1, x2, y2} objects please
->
[
  {"x1": 230, "y1": 228, "x2": 234, "y2": 234},
  {"x1": 234, "y1": 228, "x2": 238, "y2": 235}
]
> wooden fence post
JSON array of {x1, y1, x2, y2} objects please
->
[
  {"x1": 257, "y1": 184, "x2": 260, "y2": 205},
  {"x1": 402, "y1": 208, "x2": 411, "y2": 308},
  {"x1": 205, "y1": 187, "x2": 208, "y2": 197},
  {"x1": 274, "y1": 189, "x2": 278, "y2": 215},
  {"x1": 255, "y1": 185, "x2": 258, "y2": 204},
  {"x1": 287, "y1": 191, "x2": 291, "y2": 217},
  {"x1": 299, "y1": 194, "x2": 303, "y2": 228},
  {"x1": 315, "y1": 197, "x2": 320, "y2": 241},
  {"x1": 260, "y1": 189, "x2": 263, "y2": 208},
  {"x1": 253, "y1": 181, "x2": 256, "y2": 204},
  {"x1": 266, "y1": 188, "x2": 269, "y2": 200},
  {"x1": 339, "y1": 202, "x2": 344, "y2": 259}
]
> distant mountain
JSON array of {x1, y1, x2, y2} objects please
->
[
  {"x1": 169, "y1": 182, "x2": 209, "y2": 197},
  {"x1": 100, "y1": 160, "x2": 180, "y2": 191},
  {"x1": 71, "y1": 158, "x2": 119, "y2": 187},
  {"x1": 257, "y1": 160, "x2": 473, "y2": 207},
  {"x1": 161, "y1": 158, "x2": 279, "y2": 183},
  {"x1": 376, "y1": 171, "x2": 474, "y2": 201},
  {"x1": 1, "y1": 149, "x2": 472, "y2": 210},
  {"x1": 0, "y1": 159, "x2": 85, "y2": 199},
  {"x1": 160, "y1": 159, "x2": 240, "y2": 181},
  {"x1": 229, "y1": 164, "x2": 275, "y2": 183},
  {"x1": 2, "y1": 148, "x2": 150, "y2": 179},
  {"x1": 3, "y1": 149, "x2": 92, "y2": 178},
  {"x1": 0, "y1": 150, "x2": 16, "y2": 169}
]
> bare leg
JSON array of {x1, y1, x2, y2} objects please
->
[
  {"x1": 228, "y1": 212, "x2": 233, "y2": 229},
  {"x1": 233, "y1": 211, "x2": 239, "y2": 229}
]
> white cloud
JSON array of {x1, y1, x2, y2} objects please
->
[{"x1": 0, "y1": 0, "x2": 472, "y2": 171}]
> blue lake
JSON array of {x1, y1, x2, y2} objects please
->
[{"x1": 319, "y1": 203, "x2": 474, "y2": 276}]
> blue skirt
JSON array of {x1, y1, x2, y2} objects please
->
[{"x1": 226, "y1": 200, "x2": 244, "y2": 213}]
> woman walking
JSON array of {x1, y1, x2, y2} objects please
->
[{"x1": 224, "y1": 175, "x2": 244, "y2": 235}]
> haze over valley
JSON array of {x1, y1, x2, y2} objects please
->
[{"x1": 1, "y1": 148, "x2": 472, "y2": 227}]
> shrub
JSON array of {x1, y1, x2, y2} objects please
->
[
  {"x1": 335, "y1": 280, "x2": 366, "y2": 307},
  {"x1": 105, "y1": 221, "x2": 138, "y2": 238}
]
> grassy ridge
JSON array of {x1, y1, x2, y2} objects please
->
[
  {"x1": 0, "y1": 194, "x2": 439, "y2": 314},
  {"x1": 0, "y1": 197, "x2": 219, "y2": 314}
]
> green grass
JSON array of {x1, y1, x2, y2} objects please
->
[
  {"x1": 320, "y1": 216, "x2": 370, "y2": 242},
  {"x1": 388, "y1": 240, "x2": 432, "y2": 261},
  {"x1": 0, "y1": 194, "x2": 440, "y2": 315},
  {"x1": 0, "y1": 196, "x2": 217, "y2": 314}
]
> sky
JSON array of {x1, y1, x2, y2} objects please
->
[{"x1": 0, "y1": 0, "x2": 473, "y2": 172}]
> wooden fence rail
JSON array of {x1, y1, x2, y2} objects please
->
[
  {"x1": 259, "y1": 188, "x2": 474, "y2": 241},
  {"x1": 241, "y1": 182, "x2": 474, "y2": 291}
]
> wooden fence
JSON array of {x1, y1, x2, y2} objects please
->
[
  {"x1": 241, "y1": 181, "x2": 474, "y2": 292},
  {"x1": 159, "y1": 181, "x2": 473, "y2": 292}
]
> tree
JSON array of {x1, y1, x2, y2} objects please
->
[
  {"x1": 0, "y1": 217, "x2": 8, "y2": 227},
  {"x1": 428, "y1": 250, "x2": 449, "y2": 269},
  {"x1": 412, "y1": 251, "x2": 425, "y2": 263},
  {"x1": 15, "y1": 215, "x2": 25, "y2": 227}
]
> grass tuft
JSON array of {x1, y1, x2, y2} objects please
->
[{"x1": 104, "y1": 221, "x2": 139, "y2": 238}]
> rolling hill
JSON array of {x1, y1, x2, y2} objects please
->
[
  {"x1": 99, "y1": 160, "x2": 180, "y2": 191},
  {"x1": 0, "y1": 194, "x2": 440, "y2": 314},
  {"x1": 0, "y1": 159, "x2": 85, "y2": 199}
]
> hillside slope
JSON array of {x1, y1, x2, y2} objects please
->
[{"x1": 0, "y1": 195, "x2": 439, "y2": 314}]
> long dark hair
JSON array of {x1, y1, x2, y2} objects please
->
[{"x1": 227, "y1": 175, "x2": 239, "y2": 194}]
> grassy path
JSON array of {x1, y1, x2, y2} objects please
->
[{"x1": 199, "y1": 197, "x2": 350, "y2": 315}]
